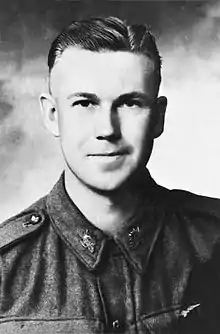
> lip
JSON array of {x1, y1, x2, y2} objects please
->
[
  {"x1": 87, "y1": 149, "x2": 128, "y2": 157},
  {"x1": 89, "y1": 153, "x2": 123, "y2": 157},
  {"x1": 87, "y1": 151, "x2": 127, "y2": 171}
]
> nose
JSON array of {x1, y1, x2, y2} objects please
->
[{"x1": 95, "y1": 104, "x2": 121, "y2": 141}]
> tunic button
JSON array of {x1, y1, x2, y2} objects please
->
[
  {"x1": 23, "y1": 213, "x2": 42, "y2": 227},
  {"x1": 30, "y1": 214, "x2": 41, "y2": 224},
  {"x1": 112, "y1": 319, "x2": 121, "y2": 331}
]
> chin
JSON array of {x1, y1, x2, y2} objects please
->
[
  {"x1": 85, "y1": 179, "x2": 125, "y2": 193},
  {"x1": 82, "y1": 170, "x2": 138, "y2": 194}
]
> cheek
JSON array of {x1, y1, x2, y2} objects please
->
[
  {"x1": 121, "y1": 112, "x2": 152, "y2": 147},
  {"x1": 58, "y1": 106, "x2": 93, "y2": 147}
]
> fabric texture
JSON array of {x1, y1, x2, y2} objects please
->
[{"x1": 0, "y1": 172, "x2": 220, "y2": 333}]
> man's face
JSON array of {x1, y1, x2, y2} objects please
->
[{"x1": 44, "y1": 48, "x2": 166, "y2": 191}]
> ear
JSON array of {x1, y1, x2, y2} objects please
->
[
  {"x1": 39, "y1": 93, "x2": 60, "y2": 137},
  {"x1": 152, "y1": 96, "x2": 167, "y2": 139}
]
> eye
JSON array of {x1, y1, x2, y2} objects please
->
[
  {"x1": 71, "y1": 99, "x2": 96, "y2": 108},
  {"x1": 122, "y1": 99, "x2": 143, "y2": 108}
]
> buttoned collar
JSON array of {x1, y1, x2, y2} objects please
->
[{"x1": 46, "y1": 171, "x2": 167, "y2": 274}]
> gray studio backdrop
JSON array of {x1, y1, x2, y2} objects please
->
[{"x1": 0, "y1": 0, "x2": 220, "y2": 221}]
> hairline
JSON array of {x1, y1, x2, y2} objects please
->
[{"x1": 48, "y1": 46, "x2": 160, "y2": 96}]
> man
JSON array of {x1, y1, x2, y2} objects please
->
[{"x1": 0, "y1": 16, "x2": 220, "y2": 334}]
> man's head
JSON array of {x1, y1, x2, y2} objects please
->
[
  {"x1": 40, "y1": 16, "x2": 167, "y2": 192},
  {"x1": 48, "y1": 16, "x2": 162, "y2": 95}
]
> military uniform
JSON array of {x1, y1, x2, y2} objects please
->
[{"x1": 1, "y1": 171, "x2": 220, "y2": 333}]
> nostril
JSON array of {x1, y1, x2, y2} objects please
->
[
  {"x1": 96, "y1": 132, "x2": 120, "y2": 142},
  {"x1": 95, "y1": 109, "x2": 121, "y2": 141}
]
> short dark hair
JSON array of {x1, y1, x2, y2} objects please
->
[{"x1": 48, "y1": 16, "x2": 162, "y2": 91}]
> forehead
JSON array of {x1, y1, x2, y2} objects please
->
[{"x1": 50, "y1": 47, "x2": 156, "y2": 99}]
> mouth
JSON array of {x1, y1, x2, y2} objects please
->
[
  {"x1": 88, "y1": 149, "x2": 129, "y2": 157},
  {"x1": 87, "y1": 150, "x2": 128, "y2": 170}
]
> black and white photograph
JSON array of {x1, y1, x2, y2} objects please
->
[{"x1": 0, "y1": 0, "x2": 220, "y2": 333}]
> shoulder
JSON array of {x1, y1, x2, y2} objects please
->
[
  {"x1": 168, "y1": 188, "x2": 220, "y2": 218},
  {"x1": 163, "y1": 188, "x2": 220, "y2": 261},
  {"x1": 0, "y1": 196, "x2": 49, "y2": 252},
  {"x1": 151, "y1": 181, "x2": 220, "y2": 217}
]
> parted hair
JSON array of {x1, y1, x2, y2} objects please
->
[{"x1": 48, "y1": 16, "x2": 162, "y2": 89}]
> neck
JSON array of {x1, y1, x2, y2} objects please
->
[{"x1": 64, "y1": 168, "x2": 146, "y2": 236}]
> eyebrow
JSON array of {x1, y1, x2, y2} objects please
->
[
  {"x1": 114, "y1": 92, "x2": 150, "y2": 105},
  {"x1": 66, "y1": 91, "x2": 151, "y2": 105},
  {"x1": 67, "y1": 92, "x2": 100, "y2": 103}
]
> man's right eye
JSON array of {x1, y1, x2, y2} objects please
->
[{"x1": 71, "y1": 100, "x2": 95, "y2": 108}]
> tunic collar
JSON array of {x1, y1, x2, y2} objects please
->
[{"x1": 46, "y1": 171, "x2": 167, "y2": 274}]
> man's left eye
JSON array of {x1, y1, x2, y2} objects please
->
[{"x1": 122, "y1": 100, "x2": 142, "y2": 108}]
